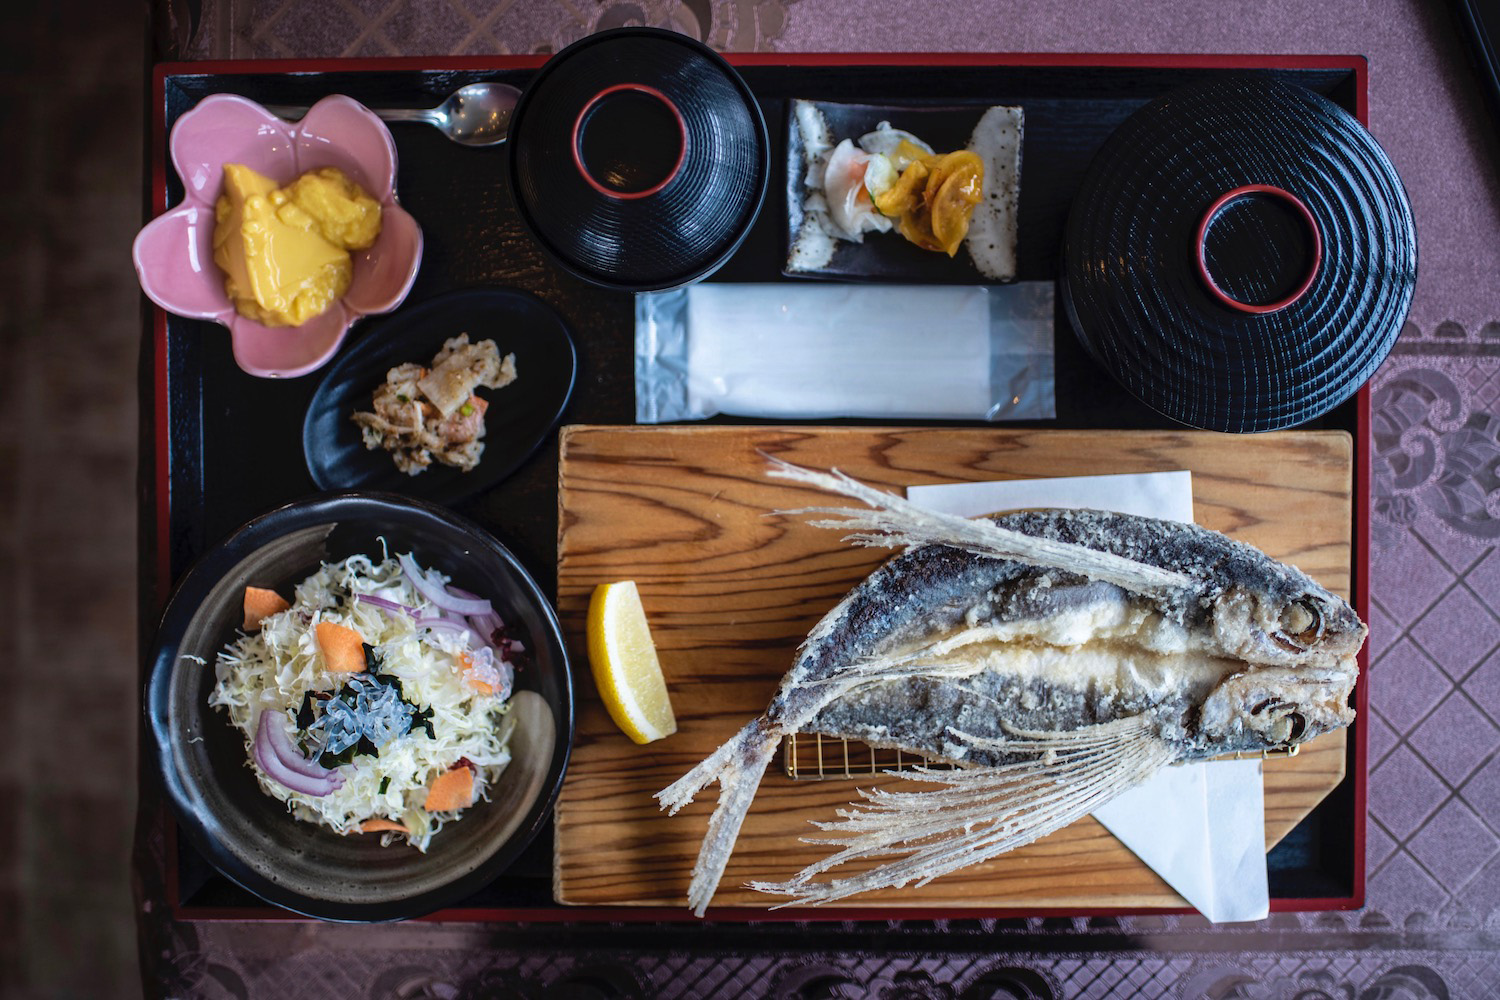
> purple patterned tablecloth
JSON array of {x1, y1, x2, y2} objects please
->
[{"x1": 139, "y1": 1, "x2": 1500, "y2": 996}]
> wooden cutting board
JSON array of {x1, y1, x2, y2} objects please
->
[{"x1": 553, "y1": 426, "x2": 1353, "y2": 911}]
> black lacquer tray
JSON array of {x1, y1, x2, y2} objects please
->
[{"x1": 141, "y1": 54, "x2": 1370, "y2": 923}]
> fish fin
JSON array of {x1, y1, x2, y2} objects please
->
[
  {"x1": 656, "y1": 718, "x2": 782, "y2": 917},
  {"x1": 764, "y1": 457, "x2": 1189, "y2": 596},
  {"x1": 800, "y1": 625, "x2": 1036, "y2": 692},
  {"x1": 747, "y1": 715, "x2": 1176, "y2": 907},
  {"x1": 799, "y1": 649, "x2": 986, "y2": 694}
]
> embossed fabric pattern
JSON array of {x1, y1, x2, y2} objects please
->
[{"x1": 134, "y1": 0, "x2": 1500, "y2": 996}]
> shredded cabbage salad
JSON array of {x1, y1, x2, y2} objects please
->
[{"x1": 209, "y1": 551, "x2": 518, "y2": 850}]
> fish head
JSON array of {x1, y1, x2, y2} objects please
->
[
  {"x1": 1196, "y1": 665, "x2": 1358, "y2": 751},
  {"x1": 1195, "y1": 579, "x2": 1364, "y2": 752},
  {"x1": 1207, "y1": 583, "x2": 1367, "y2": 669}
]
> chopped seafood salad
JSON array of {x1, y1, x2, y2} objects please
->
[
  {"x1": 352, "y1": 334, "x2": 518, "y2": 476},
  {"x1": 210, "y1": 551, "x2": 523, "y2": 850}
]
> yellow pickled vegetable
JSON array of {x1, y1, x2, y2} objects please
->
[
  {"x1": 870, "y1": 147, "x2": 984, "y2": 258},
  {"x1": 872, "y1": 159, "x2": 929, "y2": 218},
  {"x1": 928, "y1": 155, "x2": 985, "y2": 256}
]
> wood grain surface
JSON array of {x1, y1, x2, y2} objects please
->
[{"x1": 554, "y1": 426, "x2": 1353, "y2": 911}]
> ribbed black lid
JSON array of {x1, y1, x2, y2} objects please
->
[
  {"x1": 1061, "y1": 76, "x2": 1416, "y2": 432},
  {"x1": 508, "y1": 28, "x2": 768, "y2": 291}
]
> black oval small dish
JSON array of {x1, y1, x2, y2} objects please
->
[
  {"x1": 507, "y1": 26, "x2": 769, "y2": 291},
  {"x1": 303, "y1": 288, "x2": 576, "y2": 504},
  {"x1": 145, "y1": 492, "x2": 573, "y2": 922}
]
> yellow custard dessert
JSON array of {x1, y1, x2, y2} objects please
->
[{"x1": 212, "y1": 164, "x2": 382, "y2": 327}]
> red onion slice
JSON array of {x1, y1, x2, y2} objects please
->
[
  {"x1": 453, "y1": 588, "x2": 506, "y2": 643},
  {"x1": 258, "y1": 709, "x2": 340, "y2": 780},
  {"x1": 253, "y1": 711, "x2": 343, "y2": 797},
  {"x1": 354, "y1": 594, "x2": 416, "y2": 617},
  {"x1": 468, "y1": 611, "x2": 505, "y2": 646},
  {"x1": 398, "y1": 553, "x2": 494, "y2": 617}
]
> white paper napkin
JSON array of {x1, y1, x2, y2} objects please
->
[
  {"x1": 633, "y1": 283, "x2": 1056, "y2": 423},
  {"x1": 905, "y1": 471, "x2": 1270, "y2": 923}
]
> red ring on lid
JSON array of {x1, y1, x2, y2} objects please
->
[
  {"x1": 1194, "y1": 184, "x2": 1323, "y2": 315},
  {"x1": 569, "y1": 83, "x2": 687, "y2": 201}
]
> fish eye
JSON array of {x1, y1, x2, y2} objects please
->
[
  {"x1": 1274, "y1": 597, "x2": 1325, "y2": 650},
  {"x1": 1285, "y1": 711, "x2": 1307, "y2": 742}
]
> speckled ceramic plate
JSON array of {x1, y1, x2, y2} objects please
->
[{"x1": 784, "y1": 99, "x2": 1022, "y2": 283}]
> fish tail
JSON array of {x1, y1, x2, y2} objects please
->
[
  {"x1": 656, "y1": 717, "x2": 781, "y2": 917},
  {"x1": 655, "y1": 733, "x2": 742, "y2": 815}
]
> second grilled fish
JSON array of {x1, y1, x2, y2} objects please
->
[{"x1": 657, "y1": 461, "x2": 1365, "y2": 915}]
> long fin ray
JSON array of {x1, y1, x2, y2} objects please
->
[
  {"x1": 759, "y1": 748, "x2": 1165, "y2": 904},
  {"x1": 799, "y1": 749, "x2": 1131, "y2": 851},
  {"x1": 803, "y1": 726, "x2": 1151, "y2": 826},
  {"x1": 765, "y1": 457, "x2": 1190, "y2": 596},
  {"x1": 790, "y1": 722, "x2": 1148, "y2": 865},
  {"x1": 748, "y1": 717, "x2": 1176, "y2": 906}
]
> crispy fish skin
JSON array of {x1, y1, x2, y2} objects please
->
[
  {"x1": 796, "y1": 510, "x2": 1362, "y2": 764},
  {"x1": 658, "y1": 468, "x2": 1365, "y2": 916}
]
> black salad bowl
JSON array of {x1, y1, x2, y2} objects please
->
[{"x1": 144, "y1": 492, "x2": 572, "y2": 921}]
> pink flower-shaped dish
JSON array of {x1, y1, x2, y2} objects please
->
[{"x1": 133, "y1": 94, "x2": 423, "y2": 378}]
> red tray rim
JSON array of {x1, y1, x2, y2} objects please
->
[{"x1": 146, "y1": 50, "x2": 1370, "y2": 925}]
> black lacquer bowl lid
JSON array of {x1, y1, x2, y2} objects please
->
[
  {"x1": 1061, "y1": 76, "x2": 1417, "y2": 432},
  {"x1": 507, "y1": 27, "x2": 769, "y2": 291}
]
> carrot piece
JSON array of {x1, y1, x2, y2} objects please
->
[
  {"x1": 243, "y1": 586, "x2": 290, "y2": 630},
  {"x1": 423, "y1": 766, "x2": 475, "y2": 812},
  {"x1": 315, "y1": 622, "x2": 367, "y2": 673},
  {"x1": 359, "y1": 818, "x2": 411, "y2": 835},
  {"x1": 457, "y1": 651, "x2": 497, "y2": 695}
]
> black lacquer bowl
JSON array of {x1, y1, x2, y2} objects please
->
[
  {"x1": 144, "y1": 494, "x2": 572, "y2": 921},
  {"x1": 303, "y1": 288, "x2": 576, "y2": 505},
  {"x1": 507, "y1": 26, "x2": 769, "y2": 291},
  {"x1": 1061, "y1": 76, "x2": 1417, "y2": 432}
]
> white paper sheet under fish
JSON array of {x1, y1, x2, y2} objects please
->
[{"x1": 634, "y1": 283, "x2": 1055, "y2": 423}]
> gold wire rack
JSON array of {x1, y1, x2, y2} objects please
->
[
  {"x1": 782, "y1": 732, "x2": 947, "y2": 780},
  {"x1": 781, "y1": 732, "x2": 1297, "y2": 780}
]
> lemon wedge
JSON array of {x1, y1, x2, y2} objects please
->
[{"x1": 586, "y1": 581, "x2": 677, "y2": 744}]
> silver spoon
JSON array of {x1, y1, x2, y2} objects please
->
[{"x1": 265, "y1": 82, "x2": 522, "y2": 148}]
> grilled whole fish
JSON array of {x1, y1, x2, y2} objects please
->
[{"x1": 657, "y1": 461, "x2": 1365, "y2": 915}]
